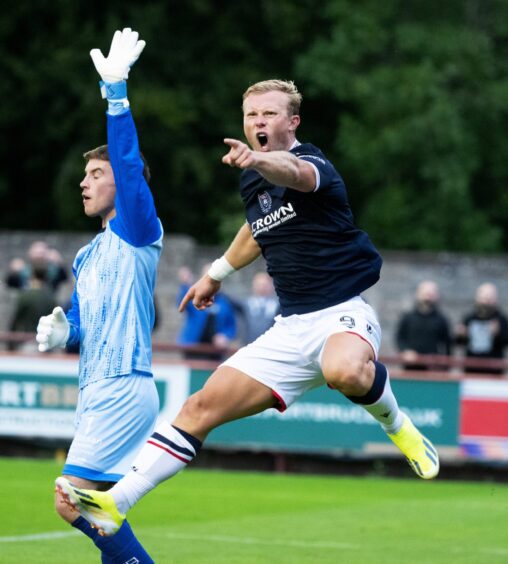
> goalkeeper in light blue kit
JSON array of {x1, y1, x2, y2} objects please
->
[{"x1": 36, "y1": 28, "x2": 161, "y2": 563}]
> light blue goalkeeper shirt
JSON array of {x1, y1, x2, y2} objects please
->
[{"x1": 66, "y1": 110, "x2": 163, "y2": 389}]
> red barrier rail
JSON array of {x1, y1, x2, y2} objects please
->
[{"x1": 1, "y1": 331, "x2": 507, "y2": 377}]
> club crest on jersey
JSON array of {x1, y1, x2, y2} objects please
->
[{"x1": 258, "y1": 191, "x2": 272, "y2": 214}]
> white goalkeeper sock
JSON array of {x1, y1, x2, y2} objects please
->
[{"x1": 109, "y1": 420, "x2": 202, "y2": 514}]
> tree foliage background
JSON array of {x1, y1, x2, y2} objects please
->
[{"x1": 1, "y1": 0, "x2": 507, "y2": 251}]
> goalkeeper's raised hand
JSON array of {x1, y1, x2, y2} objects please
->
[
  {"x1": 90, "y1": 27, "x2": 146, "y2": 83},
  {"x1": 36, "y1": 306, "x2": 70, "y2": 352}
]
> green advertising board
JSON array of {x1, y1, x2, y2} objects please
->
[
  {"x1": 190, "y1": 370, "x2": 459, "y2": 455},
  {"x1": 0, "y1": 356, "x2": 189, "y2": 441},
  {"x1": 0, "y1": 357, "x2": 459, "y2": 458}
]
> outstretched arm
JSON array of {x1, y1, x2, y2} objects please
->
[
  {"x1": 178, "y1": 223, "x2": 261, "y2": 312},
  {"x1": 91, "y1": 28, "x2": 161, "y2": 247},
  {"x1": 107, "y1": 112, "x2": 160, "y2": 246},
  {"x1": 223, "y1": 138, "x2": 317, "y2": 192}
]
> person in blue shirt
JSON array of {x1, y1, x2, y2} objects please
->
[
  {"x1": 56, "y1": 78, "x2": 439, "y2": 537},
  {"x1": 38, "y1": 28, "x2": 160, "y2": 563},
  {"x1": 177, "y1": 264, "x2": 237, "y2": 360}
]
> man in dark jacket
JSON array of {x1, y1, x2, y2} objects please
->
[
  {"x1": 396, "y1": 280, "x2": 452, "y2": 371},
  {"x1": 457, "y1": 282, "x2": 508, "y2": 374}
]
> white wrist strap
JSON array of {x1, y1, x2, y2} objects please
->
[{"x1": 208, "y1": 256, "x2": 236, "y2": 281}]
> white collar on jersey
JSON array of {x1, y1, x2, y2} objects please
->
[{"x1": 289, "y1": 140, "x2": 301, "y2": 150}]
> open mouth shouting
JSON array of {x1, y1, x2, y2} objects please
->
[{"x1": 256, "y1": 132, "x2": 268, "y2": 149}]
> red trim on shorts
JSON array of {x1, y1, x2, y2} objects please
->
[
  {"x1": 344, "y1": 331, "x2": 377, "y2": 360},
  {"x1": 147, "y1": 440, "x2": 190, "y2": 463},
  {"x1": 271, "y1": 389, "x2": 287, "y2": 412}
]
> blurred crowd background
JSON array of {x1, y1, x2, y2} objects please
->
[
  {"x1": 2, "y1": 0, "x2": 508, "y2": 373},
  {"x1": 2, "y1": 232, "x2": 508, "y2": 376}
]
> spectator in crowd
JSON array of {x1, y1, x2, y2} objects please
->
[
  {"x1": 456, "y1": 282, "x2": 508, "y2": 374},
  {"x1": 8, "y1": 266, "x2": 57, "y2": 351},
  {"x1": 395, "y1": 280, "x2": 452, "y2": 371},
  {"x1": 177, "y1": 264, "x2": 237, "y2": 360},
  {"x1": 232, "y1": 271, "x2": 279, "y2": 344},
  {"x1": 6, "y1": 240, "x2": 68, "y2": 292}
]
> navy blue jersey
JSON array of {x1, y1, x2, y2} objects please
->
[{"x1": 240, "y1": 143, "x2": 382, "y2": 316}]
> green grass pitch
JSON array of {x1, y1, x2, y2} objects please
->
[{"x1": 1, "y1": 457, "x2": 507, "y2": 563}]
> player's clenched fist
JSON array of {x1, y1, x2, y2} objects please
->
[
  {"x1": 222, "y1": 138, "x2": 257, "y2": 169},
  {"x1": 36, "y1": 306, "x2": 70, "y2": 352}
]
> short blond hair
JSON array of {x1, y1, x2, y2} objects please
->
[{"x1": 242, "y1": 79, "x2": 302, "y2": 116}]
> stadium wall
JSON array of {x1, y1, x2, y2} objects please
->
[{"x1": 2, "y1": 231, "x2": 508, "y2": 355}]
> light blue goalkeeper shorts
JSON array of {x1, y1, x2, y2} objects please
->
[{"x1": 63, "y1": 373, "x2": 159, "y2": 483}]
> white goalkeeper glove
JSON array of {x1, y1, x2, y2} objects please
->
[
  {"x1": 36, "y1": 306, "x2": 70, "y2": 352},
  {"x1": 90, "y1": 27, "x2": 146, "y2": 83}
]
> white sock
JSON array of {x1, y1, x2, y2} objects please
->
[
  {"x1": 109, "y1": 420, "x2": 201, "y2": 513},
  {"x1": 347, "y1": 361, "x2": 404, "y2": 434},
  {"x1": 362, "y1": 376, "x2": 404, "y2": 434}
]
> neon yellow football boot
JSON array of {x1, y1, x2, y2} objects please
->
[
  {"x1": 55, "y1": 477, "x2": 125, "y2": 536},
  {"x1": 388, "y1": 414, "x2": 440, "y2": 479}
]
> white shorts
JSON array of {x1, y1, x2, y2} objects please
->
[
  {"x1": 63, "y1": 374, "x2": 159, "y2": 482},
  {"x1": 223, "y1": 296, "x2": 381, "y2": 411}
]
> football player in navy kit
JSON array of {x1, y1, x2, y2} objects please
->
[{"x1": 56, "y1": 79, "x2": 439, "y2": 536}]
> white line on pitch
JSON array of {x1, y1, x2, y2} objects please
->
[
  {"x1": 152, "y1": 530, "x2": 508, "y2": 555},
  {"x1": 157, "y1": 532, "x2": 358, "y2": 550},
  {"x1": 0, "y1": 531, "x2": 79, "y2": 543},
  {"x1": 2, "y1": 529, "x2": 507, "y2": 557}
]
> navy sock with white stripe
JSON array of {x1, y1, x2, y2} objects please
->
[{"x1": 109, "y1": 420, "x2": 202, "y2": 514}]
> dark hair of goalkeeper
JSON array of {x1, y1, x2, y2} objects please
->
[{"x1": 84, "y1": 145, "x2": 151, "y2": 183}]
